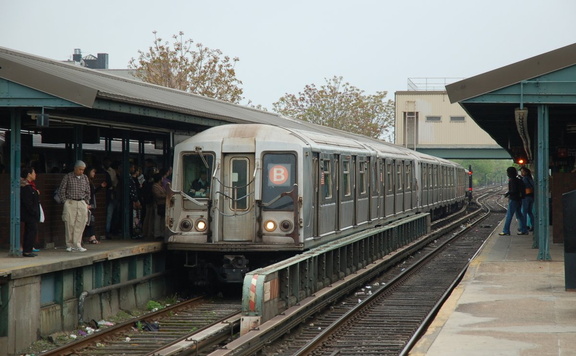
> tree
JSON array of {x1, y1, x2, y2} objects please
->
[
  {"x1": 272, "y1": 76, "x2": 394, "y2": 140},
  {"x1": 129, "y1": 31, "x2": 243, "y2": 103}
]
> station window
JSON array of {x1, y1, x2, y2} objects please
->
[
  {"x1": 426, "y1": 116, "x2": 441, "y2": 122},
  {"x1": 262, "y1": 153, "x2": 296, "y2": 210},
  {"x1": 182, "y1": 153, "x2": 214, "y2": 198},
  {"x1": 450, "y1": 116, "x2": 465, "y2": 122}
]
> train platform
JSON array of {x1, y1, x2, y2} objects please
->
[
  {"x1": 411, "y1": 219, "x2": 576, "y2": 356},
  {"x1": 0, "y1": 239, "x2": 164, "y2": 278}
]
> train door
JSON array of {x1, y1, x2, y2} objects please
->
[
  {"x1": 384, "y1": 158, "x2": 394, "y2": 217},
  {"x1": 221, "y1": 154, "x2": 256, "y2": 241},
  {"x1": 339, "y1": 155, "x2": 355, "y2": 230},
  {"x1": 432, "y1": 164, "x2": 438, "y2": 206},
  {"x1": 421, "y1": 163, "x2": 428, "y2": 208},
  {"x1": 440, "y1": 165, "x2": 445, "y2": 203},
  {"x1": 370, "y1": 158, "x2": 381, "y2": 221},
  {"x1": 403, "y1": 160, "x2": 413, "y2": 212},
  {"x1": 313, "y1": 153, "x2": 319, "y2": 237},
  {"x1": 319, "y1": 154, "x2": 337, "y2": 236},
  {"x1": 394, "y1": 160, "x2": 404, "y2": 213},
  {"x1": 356, "y1": 156, "x2": 370, "y2": 225}
]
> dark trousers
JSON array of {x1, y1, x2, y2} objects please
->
[{"x1": 23, "y1": 222, "x2": 37, "y2": 254}]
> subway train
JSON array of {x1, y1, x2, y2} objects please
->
[{"x1": 166, "y1": 123, "x2": 468, "y2": 285}]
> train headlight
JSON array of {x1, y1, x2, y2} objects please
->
[
  {"x1": 195, "y1": 218, "x2": 208, "y2": 232},
  {"x1": 279, "y1": 220, "x2": 293, "y2": 232},
  {"x1": 264, "y1": 220, "x2": 277, "y2": 232},
  {"x1": 179, "y1": 219, "x2": 193, "y2": 232}
]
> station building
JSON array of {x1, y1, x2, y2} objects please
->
[{"x1": 395, "y1": 78, "x2": 509, "y2": 159}]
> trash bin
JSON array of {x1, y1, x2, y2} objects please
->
[{"x1": 562, "y1": 189, "x2": 576, "y2": 290}]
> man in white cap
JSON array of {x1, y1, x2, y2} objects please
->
[{"x1": 58, "y1": 160, "x2": 91, "y2": 252}]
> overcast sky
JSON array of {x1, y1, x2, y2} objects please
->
[{"x1": 2, "y1": 0, "x2": 575, "y2": 109}]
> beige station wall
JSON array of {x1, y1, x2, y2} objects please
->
[{"x1": 395, "y1": 91, "x2": 499, "y2": 148}]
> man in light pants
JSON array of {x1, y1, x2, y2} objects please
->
[{"x1": 58, "y1": 160, "x2": 91, "y2": 251}]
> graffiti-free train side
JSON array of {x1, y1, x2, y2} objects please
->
[{"x1": 166, "y1": 123, "x2": 467, "y2": 286}]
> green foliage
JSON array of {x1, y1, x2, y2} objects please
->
[
  {"x1": 129, "y1": 31, "x2": 243, "y2": 104},
  {"x1": 453, "y1": 159, "x2": 515, "y2": 186},
  {"x1": 272, "y1": 76, "x2": 394, "y2": 140},
  {"x1": 146, "y1": 300, "x2": 163, "y2": 311}
]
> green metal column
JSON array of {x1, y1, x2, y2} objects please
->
[
  {"x1": 73, "y1": 125, "x2": 83, "y2": 162},
  {"x1": 122, "y1": 132, "x2": 130, "y2": 239},
  {"x1": 536, "y1": 105, "x2": 551, "y2": 260},
  {"x1": 9, "y1": 109, "x2": 21, "y2": 256}
]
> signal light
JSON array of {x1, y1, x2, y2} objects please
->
[
  {"x1": 468, "y1": 171, "x2": 473, "y2": 176},
  {"x1": 516, "y1": 158, "x2": 526, "y2": 165}
]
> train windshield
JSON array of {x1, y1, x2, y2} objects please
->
[
  {"x1": 262, "y1": 153, "x2": 296, "y2": 210},
  {"x1": 182, "y1": 153, "x2": 214, "y2": 198}
]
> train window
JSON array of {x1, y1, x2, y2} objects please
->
[
  {"x1": 230, "y1": 158, "x2": 249, "y2": 210},
  {"x1": 405, "y1": 163, "x2": 412, "y2": 190},
  {"x1": 386, "y1": 162, "x2": 393, "y2": 193},
  {"x1": 372, "y1": 160, "x2": 380, "y2": 195},
  {"x1": 343, "y1": 158, "x2": 351, "y2": 197},
  {"x1": 397, "y1": 164, "x2": 402, "y2": 192},
  {"x1": 182, "y1": 153, "x2": 214, "y2": 198},
  {"x1": 321, "y1": 159, "x2": 333, "y2": 200},
  {"x1": 262, "y1": 153, "x2": 296, "y2": 210},
  {"x1": 359, "y1": 161, "x2": 367, "y2": 195}
]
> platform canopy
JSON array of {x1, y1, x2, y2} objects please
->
[
  {"x1": 446, "y1": 43, "x2": 576, "y2": 164},
  {"x1": 446, "y1": 43, "x2": 576, "y2": 261}
]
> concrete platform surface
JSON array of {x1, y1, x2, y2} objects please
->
[
  {"x1": 411, "y1": 220, "x2": 576, "y2": 356},
  {"x1": 0, "y1": 239, "x2": 164, "y2": 279}
]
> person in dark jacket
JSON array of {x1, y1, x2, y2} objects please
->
[
  {"x1": 20, "y1": 167, "x2": 40, "y2": 257},
  {"x1": 499, "y1": 167, "x2": 528, "y2": 236},
  {"x1": 83, "y1": 166, "x2": 107, "y2": 244},
  {"x1": 520, "y1": 166, "x2": 535, "y2": 231}
]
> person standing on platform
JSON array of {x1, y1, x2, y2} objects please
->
[
  {"x1": 83, "y1": 166, "x2": 107, "y2": 244},
  {"x1": 499, "y1": 166, "x2": 528, "y2": 236},
  {"x1": 141, "y1": 166, "x2": 157, "y2": 240},
  {"x1": 520, "y1": 166, "x2": 535, "y2": 231},
  {"x1": 152, "y1": 172, "x2": 167, "y2": 239},
  {"x1": 58, "y1": 160, "x2": 91, "y2": 252},
  {"x1": 20, "y1": 167, "x2": 40, "y2": 257}
]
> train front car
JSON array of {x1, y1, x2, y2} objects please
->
[{"x1": 167, "y1": 124, "x2": 307, "y2": 285}]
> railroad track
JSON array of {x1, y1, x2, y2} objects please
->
[
  {"x1": 287, "y1": 188, "x2": 505, "y2": 355},
  {"x1": 211, "y1": 189, "x2": 503, "y2": 355},
  {"x1": 41, "y1": 297, "x2": 241, "y2": 356}
]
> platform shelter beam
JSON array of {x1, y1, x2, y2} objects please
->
[{"x1": 9, "y1": 109, "x2": 21, "y2": 256}]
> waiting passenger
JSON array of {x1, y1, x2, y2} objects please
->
[
  {"x1": 499, "y1": 167, "x2": 528, "y2": 236},
  {"x1": 520, "y1": 166, "x2": 535, "y2": 231}
]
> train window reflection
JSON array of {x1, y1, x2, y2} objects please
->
[
  {"x1": 322, "y1": 159, "x2": 333, "y2": 200},
  {"x1": 359, "y1": 160, "x2": 367, "y2": 194},
  {"x1": 182, "y1": 153, "x2": 213, "y2": 198},
  {"x1": 262, "y1": 153, "x2": 296, "y2": 210},
  {"x1": 343, "y1": 158, "x2": 351, "y2": 197},
  {"x1": 231, "y1": 158, "x2": 248, "y2": 210}
]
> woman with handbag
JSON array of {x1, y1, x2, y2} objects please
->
[{"x1": 20, "y1": 167, "x2": 40, "y2": 257}]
